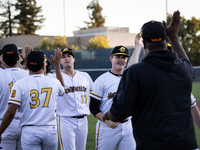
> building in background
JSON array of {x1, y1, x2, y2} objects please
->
[{"x1": 0, "y1": 26, "x2": 137, "y2": 52}]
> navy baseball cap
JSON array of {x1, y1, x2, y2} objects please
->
[
  {"x1": 141, "y1": 20, "x2": 166, "y2": 43},
  {"x1": 61, "y1": 48, "x2": 74, "y2": 57},
  {"x1": 26, "y1": 51, "x2": 45, "y2": 72},
  {"x1": 111, "y1": 46, "x2": 130, "y2": 57},
  {"x1": 2, "y1": 44, "x2": 19, "y2": 56}
]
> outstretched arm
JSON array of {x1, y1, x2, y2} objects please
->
[
  {"x1": 51, "y1": 49, "x2": 65, "y2": 87},
  {"x1": 0, "y1": 104, "x2": 18, "y2": 149},
  {"x1": 127, "y1": 33, "x2": 143, "y2": 68},
  {"x1": 191, "y1": 105, "x2": 200, "y2": 128},
  {"x1": 163, "y1": 10, "x2": 188, "y2": 60}
]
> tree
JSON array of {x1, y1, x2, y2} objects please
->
[
  {"x1": 35, "y1": 36, "x2": 68, "y2": 50},
  {"x1": 84, "y1": 0, "x2": 105, "y2": 28},
  {"x1": 0, "y1": 0, "x2": 17, "y2": 37},
  {"x1": 40, "y1": 37, "x2": 52, "y2": 50},
  {"x1": 87, "y1": 36, "x2": 110, "y2": 49},
  {"x1": 52, "y1": 36, "x2": 67, "y2": 49},
  {"x1": 15, "y1": 0, "x2": 45, "y2": 35},
  {"x1": 69, "y1": 45, "x2": 80, "y2": 50},
  {"x1": 167, "y1": 14, "x2": 200, "y2": 65}
]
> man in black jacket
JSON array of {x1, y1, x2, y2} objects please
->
[{"x1": 103, "y1": 10, "x2": 198, "y2": 150}]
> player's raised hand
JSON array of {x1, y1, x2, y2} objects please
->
[
  {"x1": 163, "y1": 10, "x2": 188, "y2": 60},
  {"x1": 135, "y1": 32, "x2": 143, "y2": 49},
  {"x1": 127, "y1": 32, "x2": 143, "y2": 68},
  {"x1": 104, "y1": 120, "x2": 120, "y2": 129},
  {"x1": 21, "y1": 45, "x2": 31, "y2": 63},
  {"x1": 51, "y1": 48, "x2": 62, "y2": 67},
  {"x1": 162, "y1": 10, "x2": 181, "y2": 39}
]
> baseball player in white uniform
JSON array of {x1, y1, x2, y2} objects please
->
[
  {"x1": 57, "y1": 48, "x2": 93, "y2": 150},
  {"x1": 90, "y1": 34, "x2": 143, "y2": 150},
  {"x1": 0, "y1": 50, "x2": 64, "y2": 150},
  {"x1": 0, "y1": 44, "x2": 28, "y2": 150},
  {"x1": 191, "y1": 93, "x2": 200, "y2": 128},
  {"x1": 0, "y1": 49, "x2": 5, "y2": 71}
]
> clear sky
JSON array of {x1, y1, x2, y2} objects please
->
[{"x1": 35, "y1": 0, "x2": 200, "y2": 37}]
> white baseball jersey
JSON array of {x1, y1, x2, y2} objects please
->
[
  {"x1": 8, "y1": 74, "x2": 64, "y2": 127},
  {"x1": 0, "y1": 67, "x2": 28, "y2": 150},
  {"x1": 90, "y1": 71, "x2": 135, "y2": 150},
  {"x1": 56, "y1": 70, "x2": 93, "y2": 150},
  {"x1": 56, "y1": 70, "x2": 93, "y2": 116},
  {"x1": 0, "y1": 67, "x2": 3, "y2": 71},
  {"x1": 47, "y1": 72, "x2": 55, "y2": 78},
  {"x1": 90, "y1": 71, "x2": 122, "y2": 114},
  {"x1": 191, "y1": 93, "x2": 196, "y2": 108},
  {"x1": 0, "y1": 68, "x2": 28, "y2": 119}
]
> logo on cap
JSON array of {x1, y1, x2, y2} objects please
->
[
  {"x1": 119, "y1": 47, "x2": 125, "y2": 52},
  {"x1": 62, "y1": 48, "x2": 69, "y2": 52},
  {"x1": 30, "y1": 62, "x2": 37, "y2": 65},
  {"x1": 6, "y1": 51, "x2": 14, "y2": 54},
  {"x1": 151, "y1": 38, "x2": 162, "y2": 42}
]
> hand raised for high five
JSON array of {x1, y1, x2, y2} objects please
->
[
  {"x1": 162, "y1": 10, "x2": 181, "y2": 39},
  {"x1": 20, "y1": 45, "x2": 32, "y2": 62},
  {"x1": 163, "y1": 10, "x2": 188, "y2": 60},
  {"x1": 51, "y1": 48, "x2": 62, "y2": 67}
]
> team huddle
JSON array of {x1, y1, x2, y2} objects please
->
[{"x1": 0, "y1": 10, "x2": 200, "y2": 150}]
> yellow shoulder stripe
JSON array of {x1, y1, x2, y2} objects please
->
[
  {"x1": 91, "y1": 92, "x2": 102, "y2": 98},
  {"x1": 9, "y1": 99, "x2": 21, "y2": 103}
]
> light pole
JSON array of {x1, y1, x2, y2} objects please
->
[
  {"x1": 63, "y1": 0, "x2": 66, "y2": 36},
  {"x1": 166, "y1": 0, "x2": 168, "y2": 21}
]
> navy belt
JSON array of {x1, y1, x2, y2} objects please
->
[
  {"x1": 120, "y1": 119, "x2": 129, "y2": 123},
  {"x1": 71, "y1": 115, "x2": 86, "y2": 119}
]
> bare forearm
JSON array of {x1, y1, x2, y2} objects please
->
[
  {"x1": 95, "y1": 112, "x2": 104, "y2": 122},
  {"x1": 127, "y1": 46, "x2": 142, "y2": 68},
  {"x1": 54, "y1": 65, "x2": 65, "y2": 87},
  {"x1": 169, "y1": 35, "x2": 189, "y2": 60},
  {"x1": 191, "y1": 105, "x2": 200, "y2": 128},
  {"x1": 127, "y1": 33, "x2": 143, "y2": 68},
  {"x1": 0, "y1": 112, "x2": 15, "y2": 135}
]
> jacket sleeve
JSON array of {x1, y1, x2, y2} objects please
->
[{"x1": 107, "y1": 67, "x2": 138, "y2": 122}]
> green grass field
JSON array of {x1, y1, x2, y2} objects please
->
[{"x1": 58, "y1": 82, "x2": 200, "y2": 150}]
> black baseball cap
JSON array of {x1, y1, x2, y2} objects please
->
[
  {"x1": 2, "y1": 44, "x2": 19, "y2": 56},
  {"x1": 111, "y1": 46, "x2": 130, "y2": 57},
  {"x1": 61, "y1": 48, "x2": 74, "y2": 57},
  {"x1": 26, "y1": 51, "x2": 45, "y2": 72},
  {"x1": 141, "y1": 20, "x2": 166, "y2": 43}
]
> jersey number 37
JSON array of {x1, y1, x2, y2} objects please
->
[{"x1": 30, "y1": 88, "x2": 52, "y2": 109}]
